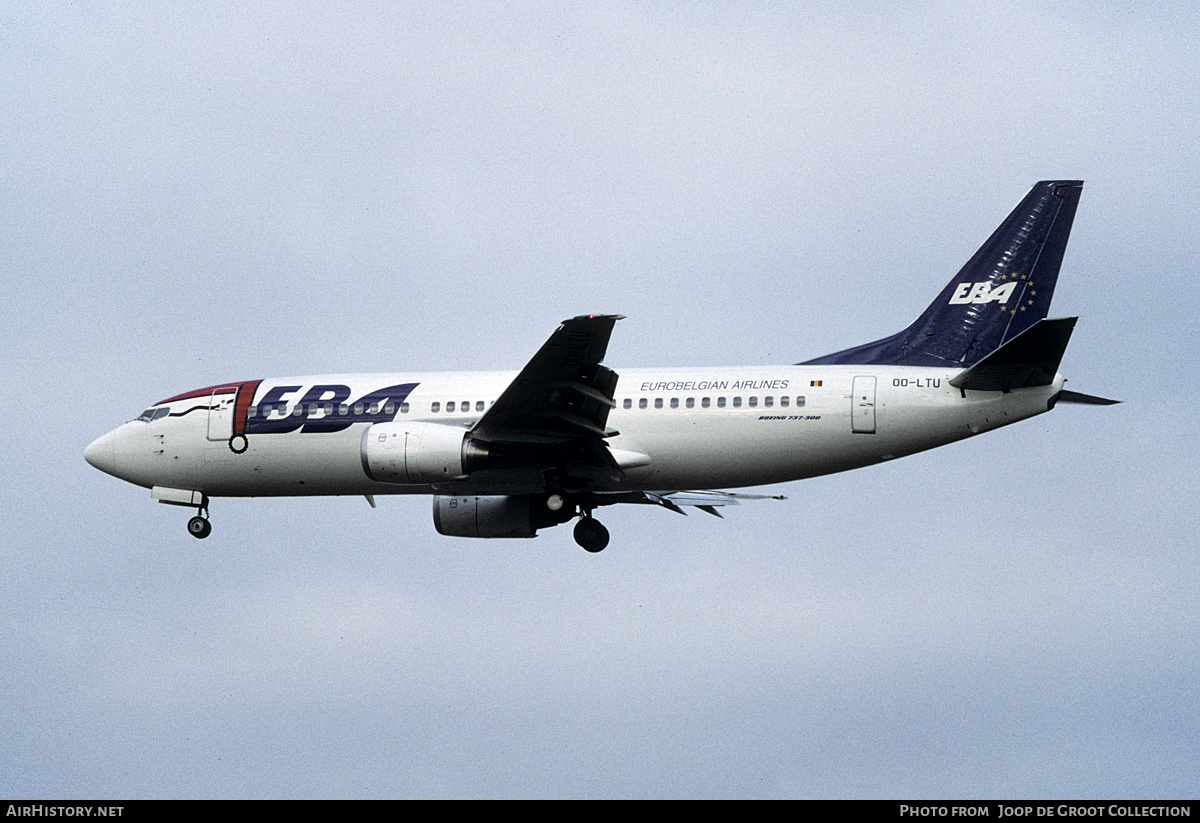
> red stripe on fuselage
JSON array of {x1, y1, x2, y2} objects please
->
[
  {"x1": 232, "y1": 379, "x2": 262, "y2": 437},
  {"x1": 158, "y1": 381, "x2": 246, "y2": 404},
  {"x1": 158, "y1": 380, "x2": 263, "y2": 437}
]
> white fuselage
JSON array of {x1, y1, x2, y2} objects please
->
[{"x1": 86, "y1": 364, "x2": 1064, "y2": 500}]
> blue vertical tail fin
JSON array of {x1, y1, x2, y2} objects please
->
[{"x1": 801, "y1": 180, "x2": 1083, "y2": 368}]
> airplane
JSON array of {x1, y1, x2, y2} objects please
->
[{"x1": 85, "y1": 180, "x2": 1116, "y2": 552}]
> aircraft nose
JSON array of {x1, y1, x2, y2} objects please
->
[{"x1": 85, "y1": 430, "x2": 119, "y2": 476}]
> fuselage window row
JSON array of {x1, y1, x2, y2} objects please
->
[
  {"x1": 247, "y1": 399, "x2": 504, "y2": 418},
  {"x1": 621, "y1": 396, "x2": 805, "y2": 410},
  {"x1": 430, "y1": 400, "x2": 490, "y2": 414},
  {"x1": 248, "y1": 401, "x2": 409, "y2": 419},
  {"x1": 212, "y1": 393, "x2": 811, "y2": 422}
]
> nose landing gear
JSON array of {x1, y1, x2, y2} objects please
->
[
  {"x1": 187, "y1": 516, "x2": 212, "y2": 539},
  {"x1": 186, "y1": 500, "x2": 211, "y2": 539}
]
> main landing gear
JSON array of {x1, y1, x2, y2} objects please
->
[
  {"x1": 543, "y1": 489, "x2": 610, "y2": 552},
  {"x1": 573, "y1": 515, "x2": 610, "y2": 553}
]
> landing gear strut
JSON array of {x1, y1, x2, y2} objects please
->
[{"x1": 573, "y1": 516, "x2": 609, "y2": 553}]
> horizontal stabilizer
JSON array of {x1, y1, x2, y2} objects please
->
[
  {"x1": 1055, "y1": 390, "x2": 1121, "y2": 406},
  {"x1": 949, "y1": 317, "x2": 1076, "y2": 392}
]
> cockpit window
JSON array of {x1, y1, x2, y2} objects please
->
[{"x1": 136, "y1": 407, "x2": 170, "y2": 423}]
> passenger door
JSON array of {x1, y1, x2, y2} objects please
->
[{"x1": 851, "y1": 376, "x2": 876, "y2": 434}]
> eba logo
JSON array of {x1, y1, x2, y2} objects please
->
[{"x1": 948, "y1": 281, "x2": 1017, "y2": 305}]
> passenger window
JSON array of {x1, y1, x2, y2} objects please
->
[
  {"x1": 431, "y1": 402, "x2": 440, "y2": 413},
  {"x1": 384, "y1": 401, "x2": 395, "y2": 415},
  {"x1": 353, "y1": 403, "x2": 364, "y2": 415},
  {"x1": 639, "y1": 398, "x2": 648, "y2": 409},
  {"x1": 796, "y1": 396, "x2": 806, "y2": 407},
  {"x1": 748, "y1": 396, "x2": 757, "y2": 408},
  {"x1": 400, "y1": 402, "x2": 410, "y2": 414},
  {"x1": 654, "y1": 398, "x2": 663, "y2": 409},
  {"x1": 764, "y1": 396, "x2": 773, "y2": 408},
  {"x1": 717, "y1": 397, "x2": 726, "y2": 408},
  {"x1": 780, "y1": 397, "x2": 789, "y2": 408},
  {"x1": 732, "y1": 397, "x2": 742, "y2": 408},
  {"x1": 670, "y1": 398, "x2": 679, "y2": 409},
  {"x1": 623, "y1": 398, "x2": 632, "y2": 409},
  {"x1": 686, "y1": 397, "x2": 695, "y2": 409},
  {"x1": 368, "y1": 402, "x2": 380, "y2": 415},
  {"x1": 476, "y1": 401, "x2": 484, "y2": 412},
  {"x1": 701, "y1": 397, "x2": 710, "y2": 408},
  {"x1": 446, "y1": 401, "x2": 455, "y2": 413},
  {"x1": 339, "y1": 403, "x2": 349, "y2": 415}
]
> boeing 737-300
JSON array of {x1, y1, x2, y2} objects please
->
[{"x1": 85, "y1": 180, "x2": 1116, "y2": 552}]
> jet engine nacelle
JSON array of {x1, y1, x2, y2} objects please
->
[
  {"x1": 361, "y1": 422, "x2": 489, "y2": 484},
  {"x1": 433, "y1": 494, "x2": 578, "y2": 538},
  {"x1": 433, "y1": 495, "x2": 537, "y2": 538}
]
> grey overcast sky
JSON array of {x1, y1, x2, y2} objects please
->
[{"x1": 3, "y1": 1, "x2": 1198, "y2": 799}]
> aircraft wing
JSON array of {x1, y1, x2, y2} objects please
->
[
  {"x1": 589, "y1": 489, "x2": 787, "y2": 517},
  {"x1": 469, "y1": 315, "x2": 624, "y2": 445}
]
